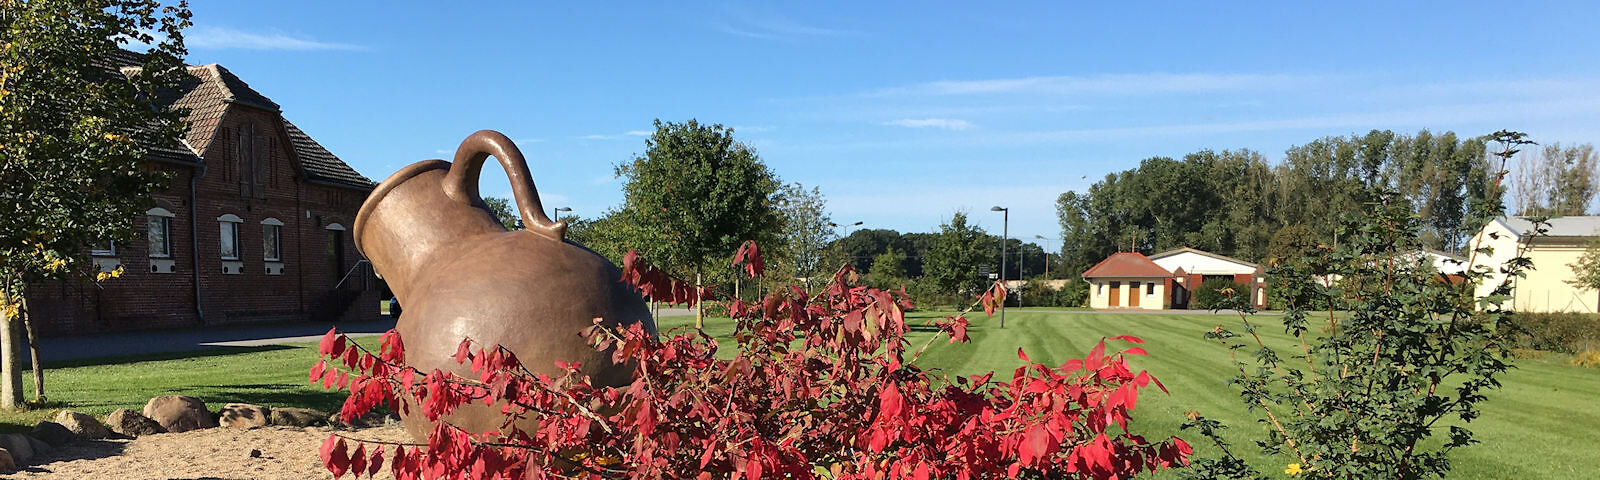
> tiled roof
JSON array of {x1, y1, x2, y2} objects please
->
[
  {"x1": 99, "y1": 50, "x2": 201, "y2": 166},
  {"x1": 1081, "y1": 252, "x2": 1173, "y2": 278},
  {"x1": 108, "y1": 50, "x2": 372, "y2": 190},
  {"x1": 285, "y1": 120, "x2": 374, "y2": 190}
]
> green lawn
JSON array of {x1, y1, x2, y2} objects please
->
[
  {"x1": 3, "y1": 311, "x2": 1595, "y2": 478},
  {"x1": 660, "y1": 310, "x2": 1600, "y2": 479},
  {"x1": 0, "y1": 341, "x2": 367, "y2": 432}
]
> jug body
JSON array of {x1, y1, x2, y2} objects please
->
[{"x1": 354, "y1": 130, "x2": 653, "y2": 440}]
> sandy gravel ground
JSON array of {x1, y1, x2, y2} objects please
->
[{"x1": 8, "y1": 425, "x2": 410, "y2": 480}]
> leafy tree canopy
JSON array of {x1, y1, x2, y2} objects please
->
[{"x1": 613, "y1": 119, "x2": 781, "y2": 280}]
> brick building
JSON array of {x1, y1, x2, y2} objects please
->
[{"x1": 27, "y1": 52, "x2": 379, "y2": 335}]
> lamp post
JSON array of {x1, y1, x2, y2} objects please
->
[
  {"x1": 990, "y1": 206, "x2": 1007, "y2": 329},
  {"x1": 829, "y1": 220, "x2": 864, "y2": 268},
  {"x1": 553, "y1": 206, "x2": 572, "y2": 220},
  {"x1": 1035, "y1": 235, "x2": 1057, "y2": 280}
]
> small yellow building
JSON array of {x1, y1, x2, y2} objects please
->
[
  {"x1": 1082, "y1": 252, "x2": 1173, "y2": 310},
  {"x1": 1469, "y1": 216, "x2": 1600, "y2": 313}
]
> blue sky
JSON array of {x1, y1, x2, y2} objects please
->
[{"x1": 180, "y1": 2, "x2": 1600, "y2": 243}]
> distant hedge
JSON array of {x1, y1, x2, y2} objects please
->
[
  {"x1": 1514, "y1": 312, "x2": 1600, "y2": 354},
  {"x1": 1191, "y1": 278, "x2": 1250, "y2": 310}
]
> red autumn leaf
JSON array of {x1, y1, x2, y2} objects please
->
[
  {"x1": 319, "y1": 328, "x2": 337, "y2": 355},
  {"x1": 368, "y1": 446, "x2": 385, "y2": 477},
  {"x1": 878, "y1": 382, "x2": 904, "y2": 420},
  {"x1": 1110, "y1": 334, "x2": 1145, "y2": 344},
  {"x1": 1122, "y1": 347, "x2": 1148, "y2": 356},
  {"x1": 453, "y1": 338, "x2": 472, "y2": 364},
  {"x1": 731, "y1": 240, "x2": 764, "y2": 278},
  {"x1": 349, "y1": 443, "x2": 366, "y2": 478},
  {"x1": 325, "y1": 437, "x2": 349, "y2": 478},
  {"x1": 309, "y1": 360, "x2": 325, "y2": 384}
]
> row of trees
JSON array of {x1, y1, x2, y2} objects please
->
[{"x1": 1056, "y1": 129, "x2": 1599, "y2": 277}]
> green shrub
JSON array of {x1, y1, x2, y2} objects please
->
[
  {"x1": 1017, "y1": 277, "x2": 1085, "y2": 308},
  {"x1": 1513, "y1": 312, "x2": 1600, "y2": 354},
  {"x1": 1191, "y1": 278, "x2": 1249, "y2": 310},
  {"x1": 1061, "y1": 278, "x2": 1089, "y2": 307}
]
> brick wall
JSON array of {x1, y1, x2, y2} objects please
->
[{"x1": 27, "y1": 105, "x2": 378, "y2": 336}]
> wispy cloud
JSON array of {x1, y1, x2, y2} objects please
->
[
  {"x1": 187, "y1": 26, "x2": 364, "y2": 51},
  {"x1": 872, "y1": 73, "x2": 1323, "y2": 97},
  {"x1": 624, "y1": 130, "x2": 652, "y2": 136},
  {"x1": 715, "y1": 6, "x2": 858, "y2": 40},
  {"x1": 579, "y1": 134, "x2": 617, "y2": 140},
  {"x1": 883, "y1": 118, "x2": 973, "y2": 130}
]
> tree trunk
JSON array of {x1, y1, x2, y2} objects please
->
[
  {"x1": 0, "y1": 286, "x2": 22, "y2": 409},
  {"x1": 22, "y1": 296, "x2": 42, "y2": 404},
  {"x1": 694, "y1": 271, "x2": 703, "y2": 329}
]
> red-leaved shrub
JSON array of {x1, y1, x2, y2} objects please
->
[{"x1": 312, "y1": 241, "x2": 1189, "y2": 479}]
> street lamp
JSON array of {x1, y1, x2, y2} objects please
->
[
  {"x1": 990, "y1": 206, "x2": 1007, "y2": 329},
  {"x1": 1035, "y1": 235, "x2": 1058, "y2": 280},
  {"x1": 829, "y1": 220, "x2": 864, "y2": 237},
  {"x1": 829, "y1": 220, "x2": 864, "y2": 266},
  {"x1": 553, "y1": 206, "x2": 572, "y2": 219}
]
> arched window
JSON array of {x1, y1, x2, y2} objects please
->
[
  {"x1": 261, "y1": 217, "x2": 284, "y2": 261},
  {"x1": 218, "y1": 214, "x2": 243, "y2": 260}
]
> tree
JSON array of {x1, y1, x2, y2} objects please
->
[
  {"x1": 924, "y1": 212, "x2": 992, "y2": 297},
  {"x1": 1567, "y1": 239, "x2": 1600, "y2": 292},
  {"x1": 613, "y1": 119, "x2": 781, "y2": 325},
  {"x1": 1266, "y1": 224, "x2": 1321, "y2": 267},
  {"x1": 865, "y1": 247, "x2": 906, "y2": 289},
  {"x1": 770, "y1": 183, "x2": 831, "y2": 290},
  {"x1": 0, "y1": 0, "x2": 191, "y2": 409},
  {"x1": 482, "y1": 196, "x2": 522, "y2": 230},
  {"x1": 1510, "y1": 143, "x2": 1597, "y2": 217}
]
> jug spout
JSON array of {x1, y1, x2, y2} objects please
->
[
  {"x1": 353, "y1": 160, "x2": 503, "y2": 302},
  {"x1": 355, "y1": 131, "x2": 567, "y2": 303}
]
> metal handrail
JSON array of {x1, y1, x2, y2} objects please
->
[{"x1": 333, "y1": 259, "x2": 370, "y2": 291}]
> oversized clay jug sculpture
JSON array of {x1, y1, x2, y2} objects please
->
[{"x1": 353, "y1": 130, "x2": 653, "y2": 441}]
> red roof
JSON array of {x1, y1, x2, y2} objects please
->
[{"x1": 1081, "y1": 252, "x2": 1173, "y2": 278}]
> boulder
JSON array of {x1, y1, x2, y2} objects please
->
[
  {"x1": 0, "y1": 434, "x2": 33, "y2": 465},
  {"x1": 31, "y1": 421, "x2": 76, "y2": 447},
  {"x1": 26, "y1": 436, "x2": 51, "y2": 458},
  {"x1": 218, "y1": 403, "x2": 271, "y2": 429},
  {"x1": 54, "y1": 410, "x2": 111, "y2": 439},
  {"x1": 142, "y1": 395, "x2": 217, "y2": 433},
  {"x1": 0, "y1": 447, "x2": 13, "y2": 472},
  {"x1": 106, "y1": 408, "x2": 165, "y2": 437},
  {"x1": 331, "y1": 410, "x2": 399, "y2": 428},
  {"x1": 268, "y1": 407, "x2": 329, "y2": 427}
]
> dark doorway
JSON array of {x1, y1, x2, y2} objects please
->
[{"x1": 328, "y1": 229, "x2": 345, "y2": 282}]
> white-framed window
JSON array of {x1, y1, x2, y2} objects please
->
[
  {"x1": 147, "y1": 207, "x2": 174, "y2": 258},
  {"x1": 218, "y1": 213, "x2": 243, "y2": 260},
  {"x1": 1097, "y1": 282, "x2": 1104, "y2": 295},
  {"x1": 1146, "y1": 283, "x2": 1156, "y2": 296},
  {"x1": 90, "y1": 240, "x2": 116, "y2": 257},
  {"x1": 261, "y1": 217, "x2": 283, "y2": 261}
]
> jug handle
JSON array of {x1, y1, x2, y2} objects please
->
[{"x1": 442, "y1": 130, "x2": 566, "y2": 241}]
